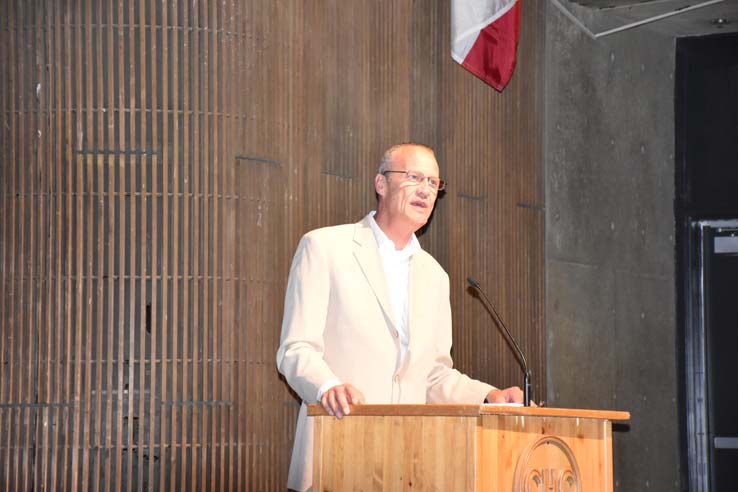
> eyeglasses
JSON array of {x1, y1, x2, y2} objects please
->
[{"x1": 382, "y1": 170, "x2": 446, "y2": 191}]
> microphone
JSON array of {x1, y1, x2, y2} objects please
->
[{"x1": 466, "y1": 276, "x2": 531, "y2": 407}]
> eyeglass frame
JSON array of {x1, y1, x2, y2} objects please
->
[{"x1": 381, "y1": 169, "x2": 446, "y2": 191}]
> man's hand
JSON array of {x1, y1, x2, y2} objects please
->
[
  {"x1": 320, "y1": 383, "x2": 365, "y2": 419},
  {"x1": 486, "y1": 386, "x2": 524, "y2": 404}
]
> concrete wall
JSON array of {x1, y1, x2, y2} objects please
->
[{"x1": 545, "y1": 5, "x2": 682, "y2": 491}]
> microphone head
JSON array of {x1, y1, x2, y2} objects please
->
[{"x1": 466, "y1": 276, "x2": 479, "y2": 288}]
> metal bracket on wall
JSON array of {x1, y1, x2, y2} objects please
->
[
  {"x1": 234, "y1": 155, "x2": 280, "y2": 167},
  {"x1": 549, "y1": 0, "x2": 725, "y2": 39}
]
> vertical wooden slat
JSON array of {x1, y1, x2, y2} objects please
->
[
  {"x1": 50, "y1": 1, "x2": 63, "y2": 487},
  {"x1": 208, "y1": 3, "x2": 218, "y2": 488},
  {"x1": 17, "y1": 2, "x2": 27, "y2": 489},
  {"x1": 92, "y1": 2, "x2": 105, "y2": 491},
  {"x1": 142, "y1": 2, "x2": 158, "y2": 491},
  {"x1": 190, "y1": 3, "x2": 202, "y2": 488},
  {"x1": 137, "y1": 0, "x2": 148, "y2": 489},
  {"x1": 169, "y1": 2, "x2": 181, "y2": 490},
  {"x1": 20, "y1": 2, "x2": 30, "y2": 489},
  {"x1": 126, "y1": 0, "x2": 137, "y2": 489},
  {"x1": 0, "y1": 0, "x2": 12, "y2": 484},
  {"x1": 222, "y1": 4, "x2": 231, "y2": 484},
  {"x1": 256, "y1": 7, "x2": 264, "y2": 489},
  {"x1": 233, "y1": 4, "x2": 245, "y2": 487},
  {"x1": 114, "y1": 1, "x2": 126, "y2": 488},
  {"x1": 2, "y1": 0, "x2": 10, "y2": 478},
  {"x1": 60, "y1": 3, "x2": 72, "y2": 490},
  {"x1": 223, "y1": 1, "x2": 232, "y2": 485},
  {"x1": 159, "y1": 0, "x2": 171, "y2": 489},
  {"x1": 227, "y1": 6, "x2": 235, "y2": 485},
  {"x1": 226, "y1": 0, "x2": 237, "y2": 488},
  {"x1": 200, "y1": 2, "x2": 211, "y2": 489},
  {"x1": 39, "y1": 0, "x2": 54, "y2": 487},
  {"x1": 147, "y1": 0, "x2": 160, "y2": 487},
  {"x1": 0, "y1": 5, "x2": 7, "y2": 488},
  {"x1": 213, "y1": 2, "x2": 224, "y2": 489},
  {"x1": 30, "y1": 0, "x2": 45, "y2": 487},
  {"x1": 15, "y1": 2, "x2": 28, "y2": 489},
  {"x1": 104, "y1": 4, "x2": 116, "y2": 491},
  {"x1": 81, "y1": 0, "x2": 94, "y2": 488},
  {"x1": 70, "y1": 2, "x2": 85, "y2": 487},
  {"x1": 219, "y1": 5, "x2": 227, "y2": 486},
  {"x1": 0, "y1": 23, "x2": 6, "y2": 486},
  {"x1": 180, "y1": 1, "x2": 192, "y2": 488}
]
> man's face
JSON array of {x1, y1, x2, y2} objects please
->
[{"x1": 376, "y1": 146, "x2": 441, "y2": 231}]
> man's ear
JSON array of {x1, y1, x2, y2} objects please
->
[{"x1": 374, "y1": 173, "x2": 386, "y2": 197}]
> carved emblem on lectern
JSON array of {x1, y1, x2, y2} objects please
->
[{"x1": 512, "y1": 436, "x2": 581, "y2": 492}]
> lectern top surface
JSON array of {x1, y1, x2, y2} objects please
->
[{"x1": 306, "y1": 403, "x2": 630, "y2": 421}]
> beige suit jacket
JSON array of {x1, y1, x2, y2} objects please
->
[{"x1": 276, "y1": 214, "x2": 493, "y2": 491}]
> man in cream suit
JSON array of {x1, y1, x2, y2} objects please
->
[{"x1": 276, "y1": 143, "x2": 523, "y2": 491}]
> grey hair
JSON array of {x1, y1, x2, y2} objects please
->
[{"x1": 377, "y1": 142, "x2": 435, "y2": 174}]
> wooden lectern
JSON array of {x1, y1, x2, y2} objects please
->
[{"x1": 308, "y1": 404, "x2": 629, "y2": 491}]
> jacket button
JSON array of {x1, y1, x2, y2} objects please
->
[
  {"x1": 393, "y1": 330, "x2": 399, "y2": 338},
  {"x1": 393, "y1": 374, "x2": 400, "y2": 383}
]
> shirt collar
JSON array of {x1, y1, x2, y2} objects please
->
[{"x1": 367, "y1": 211, "x2": 421, "y2": 259}]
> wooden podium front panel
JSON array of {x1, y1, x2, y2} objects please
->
[
  {"x1": 313, "y1": 415, "x2": 477, "y2": 491},
  {"x1": 476, "y1": 414, "x2": 614, "y2": 492}
]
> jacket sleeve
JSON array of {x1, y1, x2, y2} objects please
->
[
  {"x1": 425, "y1": 272, "x2": 495, "y2": 404},
  {"x1": 276, "y1": 233, "x2": 339, "y2": 403}
]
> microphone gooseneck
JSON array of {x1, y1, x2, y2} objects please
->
[{"x1": 466, "y1": 276, "x2": 531, "y2": 407}]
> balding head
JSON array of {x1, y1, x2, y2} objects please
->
[{"x1": 377, "y1": 143, "x2": 437, "y2": 175}]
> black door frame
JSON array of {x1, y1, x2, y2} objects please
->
[{"x1": 684, "y1": 219, "x2": 738, "y2": 491}]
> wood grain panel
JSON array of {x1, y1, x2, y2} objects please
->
[
  {"x1": 312, "y1": 406, "x2": 626, "y2": 492},
  {"x1": 477, "y1": 414, "x2": 615, "y2": 491},
  {"x1": 314, "y1": 414, "x2": 477, "y2": 491},
  {"x1": 0, "y1": 1, "x2": 545, "y2": 489}
]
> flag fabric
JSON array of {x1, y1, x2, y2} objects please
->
[{"x1": 451, "y1": 0, "x2": 521, "y2": 91}]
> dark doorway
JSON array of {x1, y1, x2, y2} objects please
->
[
  {"x1": 703, "y1": 227, "x2": 738, "y2": 490},
  {"x1": 685, "y1": 222, "x2": 738, "y2": 491},
  {"x1": 676, "y1": 33, "x2": 738, "y2": 492}
]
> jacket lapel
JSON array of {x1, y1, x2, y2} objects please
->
[{"x1": 352, "y1": 218, "x2": 398, "y2": 330}]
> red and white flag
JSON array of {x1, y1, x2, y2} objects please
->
[{"x1": 451, "y1": 0, "x2": 521, "y2": 91}]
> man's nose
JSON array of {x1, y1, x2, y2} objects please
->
[{"x1": 418, "y1": 178, "x2": 434, "y2": 193}]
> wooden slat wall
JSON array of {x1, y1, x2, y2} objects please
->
[
  {"x1": 440, "y1": 2, "x2": 547, "y2": 393},
  {"x1": 0, "y1": 1, "x2": 545, "y2": 489}
]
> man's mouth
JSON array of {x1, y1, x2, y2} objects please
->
[{"x1": 411, "y1": 200, "x2": 427, "y2": 209}]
